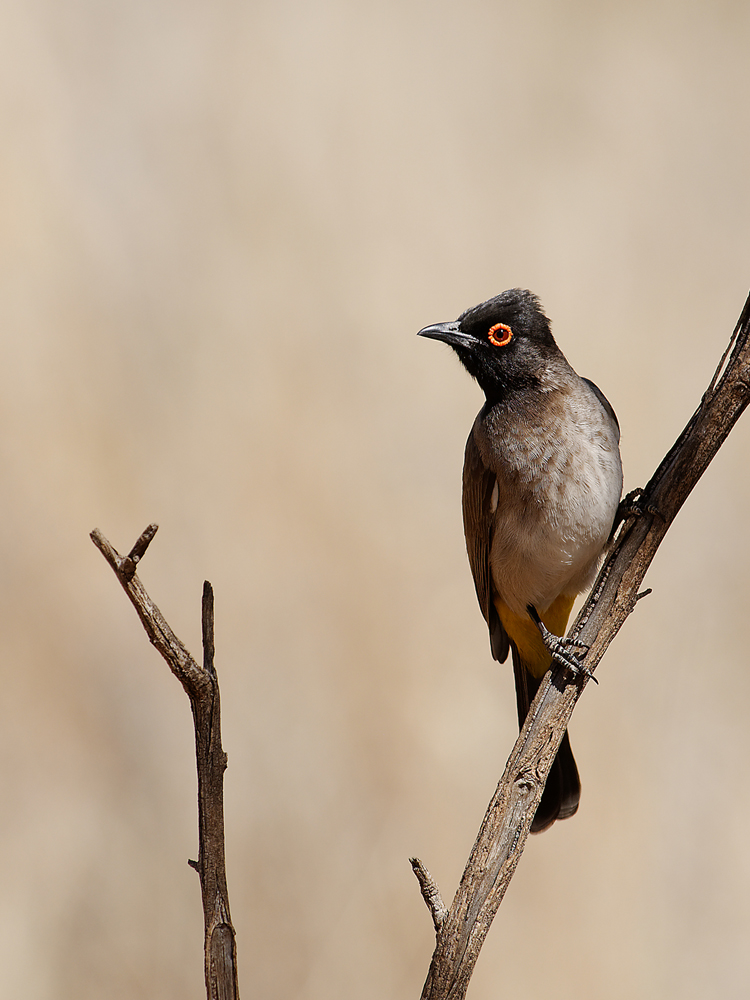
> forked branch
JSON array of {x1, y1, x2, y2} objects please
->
[
  {"x1": 415, "y1": 291, "x2": 750, "y2": 1000},
  {"x1": 91, "y1": 525, "x2": 240, "y2": 1000}
]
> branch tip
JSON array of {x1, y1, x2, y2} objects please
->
[
  {"x1": 410, "y1": 857, "x2": 448, "y2": 931},
  {"x1": 120, "y1": 523, "x2": 159, "y2": 580},
  {"x1": 202, "y1": 580, "x2": 216, "y2": 675}
]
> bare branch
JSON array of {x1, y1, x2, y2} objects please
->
[
  {"x1": 418, "y1": 291, "x2": 750, "y2": 1000},
  {"x1": 411, "y1": 858, "x2": 448, "y2": 932},
  {"x1": 91, "y1": 527, "x2": 240, "y2": 1000},
  {"x1": 90, "y1": 526, "x2": 208, "y2": 696}
]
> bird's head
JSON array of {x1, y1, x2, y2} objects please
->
[{"x1": 417, "y1": 288, "x2": 561, "y2": 401}]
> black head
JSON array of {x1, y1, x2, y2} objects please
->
[{"x1": 417, "y1": 289, "x2": 561, "y2": 402}]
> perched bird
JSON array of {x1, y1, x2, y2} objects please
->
[{"x1": 418, "y1": 289, "x2": 623, "y2": 832}]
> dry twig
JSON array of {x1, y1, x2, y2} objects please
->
[
  {"x1": 91, "y1": 525, "x2": 240, "y2": 1000},
  {"x1": 415, "y1": 291, "x2": 750, "y2": 1000}
]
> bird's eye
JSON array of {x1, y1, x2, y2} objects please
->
[{"x1": 488, "y1": 323, "x2": 513, "y2": 347}]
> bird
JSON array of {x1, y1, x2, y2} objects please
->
[{"x1": 418, "y1": 289, "x2": 623, "y2": 832}]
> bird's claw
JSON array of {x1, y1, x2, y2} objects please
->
[
  {"x1": 527, "y1": 605, "x2": 597, "y2": 684},
  {"x1": 618, "y1": 488, "x2": 663, "y2": 522}
]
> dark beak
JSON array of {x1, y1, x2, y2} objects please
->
[{"x1": 417, "y1": 321, "x2": 473, "y2": 348}]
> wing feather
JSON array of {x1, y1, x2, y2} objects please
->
[{"x1": 462, "y1": 428, "x2": 509, "y2": 662}]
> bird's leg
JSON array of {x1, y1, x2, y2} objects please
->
[{"x1": 527, "y1": 605, "x2": 597, "y2": 683}]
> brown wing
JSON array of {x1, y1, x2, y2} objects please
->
[{"x1": 462, "y1": 426, "x2": 509, "y2": 663}]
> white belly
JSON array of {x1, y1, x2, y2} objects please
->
[{"x1": 480, "y1": 384, "x2": 623, "y2": 616}]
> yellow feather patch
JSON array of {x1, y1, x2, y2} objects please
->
[{"x1": 495, "y1": 593, "x2": 576, "y2": 678}]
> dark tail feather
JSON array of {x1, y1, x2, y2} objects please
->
[{"x1": 512, "y1": 648, "x2": 581, "y2": 834}]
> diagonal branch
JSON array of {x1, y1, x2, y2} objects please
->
[
  {"x1": 91, "y1": 526, "x2": 240, "y2": 1000},
  {"x1": 415, "y1": 290, "x2": 750, "y2": 1000}
]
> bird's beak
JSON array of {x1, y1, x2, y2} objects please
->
[{"x1": 417, "y1": 321, "x2": 472, "y2": 348}]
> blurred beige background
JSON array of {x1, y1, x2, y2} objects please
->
[{"x1": 2, "y1": 0, "x2": 750, "y2": 997}]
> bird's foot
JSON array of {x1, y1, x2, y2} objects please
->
[
  {"x1": 527, "y1": 605, "x2": 597, "y2": 683},
  {"x1": 609, "y1": 488, "x2": 664, "y2": 540},
  {"x1": 617, "y1": 487, "x2": 663, "y2": 523}
]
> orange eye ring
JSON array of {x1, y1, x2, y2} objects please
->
[{"x1": 488, "y1": 322, "x2": 513, "y2": 347}]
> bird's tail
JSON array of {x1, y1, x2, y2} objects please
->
[{"x1": 512, "y1": 647, "x2": 581, "y2": 834}]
